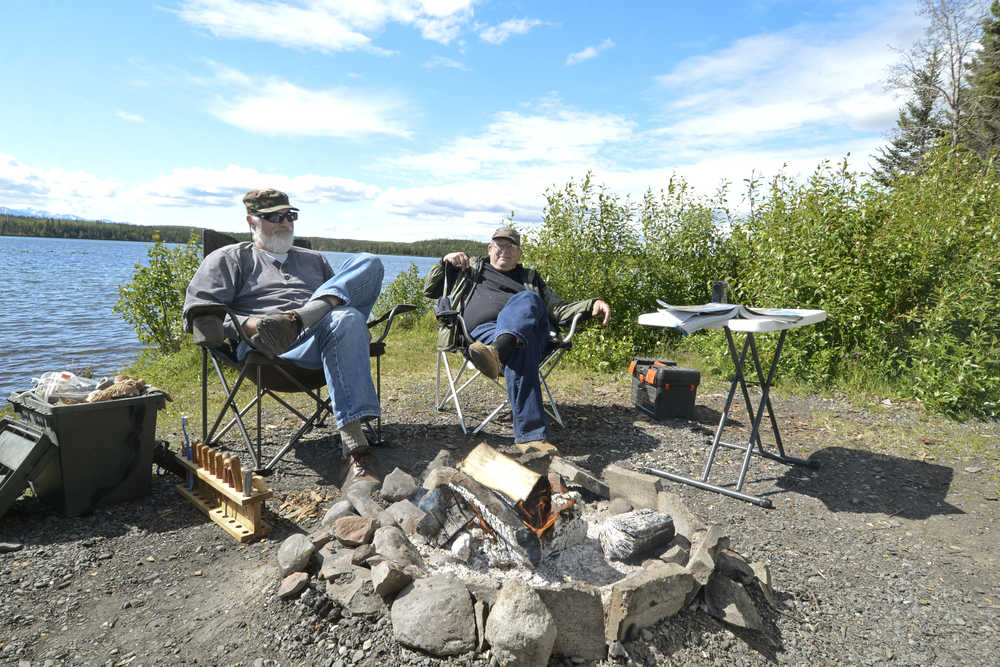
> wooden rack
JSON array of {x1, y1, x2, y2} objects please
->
[{"x1": 171, "y1": 445, "x2": 272, "y2": 542}]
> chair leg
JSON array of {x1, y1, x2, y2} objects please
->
[{"x1": 436, "y1": 351, "x2": 470, "y2": 434}]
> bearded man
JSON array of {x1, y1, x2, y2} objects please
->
[{"x1": 183, "y1": 188, "x2": 384, "y2": 483}]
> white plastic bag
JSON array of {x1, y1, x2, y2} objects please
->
[{"x1": 32, "y1": 371, "x2": 103, "y2": 404}]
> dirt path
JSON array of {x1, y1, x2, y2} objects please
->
[{"x1": 1, "y1": 376, "x2": 997, "y2": 665}]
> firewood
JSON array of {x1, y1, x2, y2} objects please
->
[
  {"x1": 460, "y1": 442, "x2": 543, "y2": 503},
  {"x1": 600, "y1": 509, "x2": 675, "y2": 561}
]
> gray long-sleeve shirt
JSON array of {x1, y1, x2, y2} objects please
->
[{"x1": 183, "y1": 242, "x2": 334, "y2": 339}]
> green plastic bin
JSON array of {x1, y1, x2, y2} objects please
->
[{"x1": 7, "y1": 391, "x2": 166, "y2": 516}]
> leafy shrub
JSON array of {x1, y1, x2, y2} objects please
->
[
  {"x1": 373, "y1": 262, "x2": 430, "y2": 329},
  {"x1": 525, "y1": 173, "x2": 732, "y2": 371},
  {"x1": 115, "y1": 233, "x2": 201, "y2": 353}
]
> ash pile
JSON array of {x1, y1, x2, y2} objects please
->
[{"x1": 272, "y1": 443, "x2": 774, "y2": 665}]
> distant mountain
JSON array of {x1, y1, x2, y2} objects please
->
[{"x1": 0, "y1": 206, "x2": 117, "y2": 223}]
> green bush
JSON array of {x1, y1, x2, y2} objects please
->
[
  {"x1": 525, "y1": 173, "x2": 732, "y2": 371},
  {"x1": 525, "y1": 151, "x2": 999, "y2": 418},
  {"x1": 373, "y1": 262, "x2": 430, "y2": 329},
  {"x1": 694, "y1": 149, "x2": 1000, "y2": 418},
  {"x1": 115, "y1": 233, "x2": 201, "y2": 353}
]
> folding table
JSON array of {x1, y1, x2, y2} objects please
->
[{"x1": 637, "y1": 307, "x2": 826, "y2": 508}]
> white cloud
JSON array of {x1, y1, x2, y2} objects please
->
[
  {"x1": 174, "y1": 0, "x2": 476, "y2": 52},
  {"x1": 566, "y1": 37, "x2": 614, "y2": 65},
  {"x1": 0, "y1": 152, "x2": 117, "y2": 217},
  {"x1": 115, "y1": 110, "x2": 145, "y2": 123},
  {"x1": 135, "y1": 165, "x2": 380, "y2": 209},
  {"x1": 479, "y1": 18, "x2": 543, "y2": 45},
  {"x1": 388, "y1": 99, "x2": 633, "y2": 175},
  {"x1": 424, "y1": 55, "x2": 468, "y2": 70},
  {"x1": 203, "y1": 65, "x2": 412, "y2": 138},
  {"x1": 650, "y1": 6, "x2": 923, "y2": 149}
]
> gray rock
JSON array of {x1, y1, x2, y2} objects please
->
[
  {"x1": 372, "y1": 526, "x2": 426, "y2": 576},
  {"x1": 603, "y1": 561, "x2": 699, "y2": 642},
  {"x1": 485, "y1": 579, "x2": 557, "y2": 667},
  {"x1": 381, "y1": 467, "x2": 418, "y2": 502},
  {"x1": 276, "y1": 534, "x2": 314, "y2": 577},
  {"x1": 656, "y1": 491, "x2": 706, "y2": 539},
  {"x1": 317, "y1": 544, "x2": 354, "y2": 580},
  {"x1": 345, "y1": 484, "x2": 384, "y2": 519},
  {"x1": 422, "y1": 465, "x2": 460, "y2": 491},
  {"x1": 535, "y1": 582, "x2": 606, "y2": 660},
  {"x1": 0, "y1": 542, "x2": 24, "y2": 553},
  {"x1": 717, "y1": 548, "x2": 755, "y2": 584},
  {"x1": 422, "y1": 450, "x2": 455, "y2": 479},
  {"x1": 391, "y1": 574, "x2": 477, "y2": 656},
  {"x1": 325, "y1": 564, "x2": 383, "y2": 616},
  {"x1": 658, "y1": 538, "x2": 690, "y2": 567},
  {"x1": 350, "y1": 543, "x2": 376, "y2": 565},
  {"x1": 704, "y1": 572, "x2": 764, "y2": 631},
  {"x1": 308, "y1": 529, "x2": 334, "y2": 550},
  {"x1": 370, "y1": 561, "x2": 412, "y2": 598},
  {"x1": 321, "y1": 500, "x2": 356, "y2": 529},
  {"x1": 276, "y1": 572, "x2": 309, "y2": 600},
  {"x1": 686, "y1": 524, "x2": 729, "y2": 586},
  {"x1": 608, "y1": 497, "x2": 632, "y2": 515},
  {"x1": 604, "y1": 464, "x2": 661, "y2": 509},
  {"x1": 385, "y1": 499, "x2": 427, "y2": 528},
  {"x1": 750, "y1": 561, "x2": 776, "y2": 607},
  {"x1": 550, "y1": 456, "x2": 609, "y2": 498}
]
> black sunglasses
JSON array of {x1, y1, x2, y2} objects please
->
[{"x1": 260, "y1": 211, "x2": 298, "y2": 223}]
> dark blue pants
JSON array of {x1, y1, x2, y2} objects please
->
[{"x1": 469, "y1": 290, "x2": 550, "y2": 443}]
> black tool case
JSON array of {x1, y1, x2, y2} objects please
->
[{"x1": 629, "y1": 357, "x2": 701, "y2": 420}]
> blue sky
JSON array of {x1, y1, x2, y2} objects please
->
[{"x1": 1, "y1": 1, "x2": 924, "y2": 241}]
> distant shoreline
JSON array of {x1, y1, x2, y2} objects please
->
[{"x1": 0, "y1": 214, "x2": 487, "y2": 258}]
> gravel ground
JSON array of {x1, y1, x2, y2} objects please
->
[{"x1": 1, "y1": 374, "x2": 998, "y2": 666}]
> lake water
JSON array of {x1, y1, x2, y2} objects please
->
[{"x1": 0, "y1": 236, "x2": 439, "y2": 399}]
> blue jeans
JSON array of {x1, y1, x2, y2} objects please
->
[
  {"x1": 241, "y1": 253, "x2": 384, "y2": 430},
  {"x1": 470, "y1": 290, "x2": 551, "y2": 443}
]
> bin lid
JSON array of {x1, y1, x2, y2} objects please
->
[{"x1": 0, "y1": 417, "x2": 57, "y2": 519}]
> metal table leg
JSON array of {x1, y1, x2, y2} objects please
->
[{"x1": 645, "y1": 328, "x2": 817, "y2": 508}]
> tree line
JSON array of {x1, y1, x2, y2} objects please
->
[
  {"x1": 875, "y1": 0, "x2": 1000, "y2": 181},
  {"x1": 0, "y1": 214, "x2": 486, "y2": 258}
]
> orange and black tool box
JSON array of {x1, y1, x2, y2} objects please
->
[{"x1": 629, "y1": 357, "x2": 700, "y2": 420}]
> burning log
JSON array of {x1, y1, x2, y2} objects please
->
[
  {"x1": 460, "y1": 442, "x2": 544, "y2": 504},
  {"x1": 447, "y1": 472, "x2": 542, "y2": 568},
  {"x1": 600, "y1": 509, "x2": 675, "y2": 562}
]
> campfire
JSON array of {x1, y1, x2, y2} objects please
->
[{"x1": 273, "y1": 442, "x2": 773, "y2": 664}]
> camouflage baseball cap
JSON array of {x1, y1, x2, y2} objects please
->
[
  {"x1": 491, "y1": 226, "x2": 520, "y2": 245},
  {"x1": 243, "y1": 188, "x2": 299, "y2": 215}
]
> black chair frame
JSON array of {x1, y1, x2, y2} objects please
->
[
  {"x1": 193, "y1": 230, "x2": 414, "y2": 473},
  {"x1": 432, "y1": 277, "x2": 585, "y2": 435}
]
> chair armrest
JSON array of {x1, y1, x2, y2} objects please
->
[
  {"x1": 192, "y1": 315, "x2": 226, "y2": 347},
  {"x1": 368, "y1": 303, "x2": 417, "y2": 344},
  {"x1": 556, "y1": 312, "x2": 586, "y2": 345}
]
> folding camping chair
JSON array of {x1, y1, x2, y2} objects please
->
[
  {"x1": 189, "y1": 230, "x2": 414, "y2": 473},
  {"x1": 432, "y1": 273, "x2": 585, "y2": 436}
]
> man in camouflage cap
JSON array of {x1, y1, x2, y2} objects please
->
[
  {"x1": 184, "y1": 188, "x2": 384, "y2": 484},
  {"x1": 423, "y1": 226, "x2": 611, "y2": 453}
]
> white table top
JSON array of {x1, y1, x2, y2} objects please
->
[{"x1": 638, "y1": 307, "x2": 827, "y2": 333}]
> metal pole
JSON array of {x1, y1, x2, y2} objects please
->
[{"x1": 642, "y1": 467, "x2": 773, "y2": 509}]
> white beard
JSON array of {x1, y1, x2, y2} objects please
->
[{"x1": 253, "y1": 223, "x2": 294, "y2": 254}]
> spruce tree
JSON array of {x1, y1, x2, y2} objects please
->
[
  {"x1": 965, "y1": 0, "x2": 1000, "y2": 160},
  {"x1": 873, "y1": 52, "x2": 946, "y2": 184}
]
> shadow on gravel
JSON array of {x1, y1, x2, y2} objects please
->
[
  {"x1": 542, "y1": 403, "x2": 667, "y2": 471},
  {"x1": 773, "y1": 446, "x2": 962, "y2": 519},
  {"x1": 0, "y1": 476, "x2": 207, "y2": 547}
]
